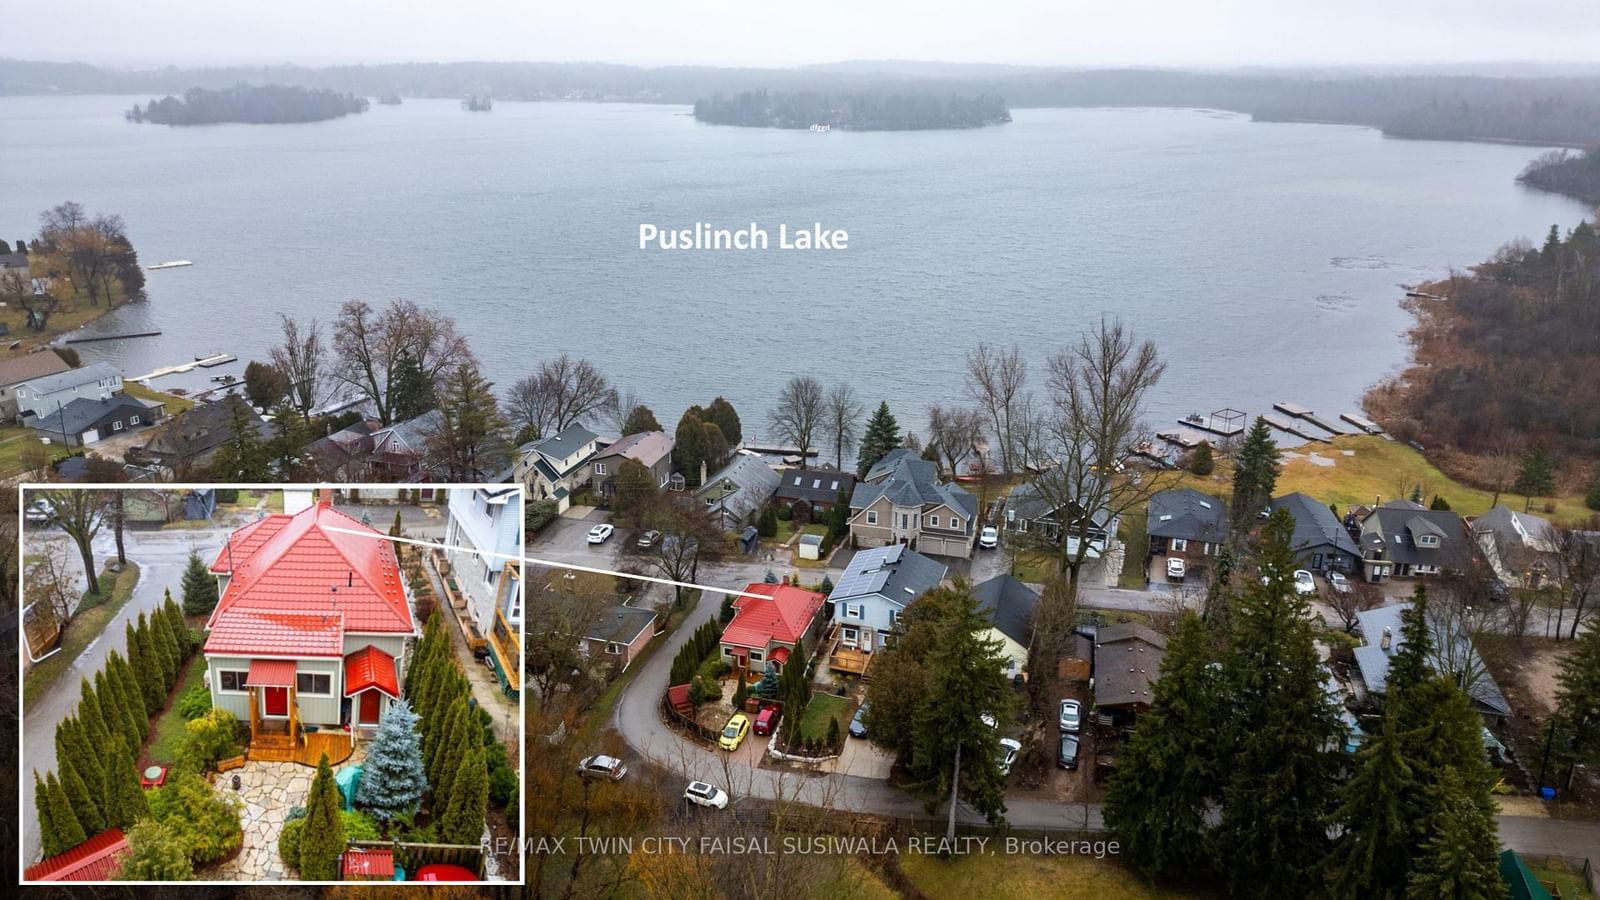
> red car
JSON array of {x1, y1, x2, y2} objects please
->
[{"x1": 753, "y1": 704, "x2": 780, "y2": 736}]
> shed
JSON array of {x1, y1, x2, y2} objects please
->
[
  {"x1": 739, "y1": 525, "x2": 760, "y2": 554},
  {"x1": 797, "y1": 533, "x2": 824, "y2": 560},
  {"x1": 343, "y1": 847, "x2": 395, "y2": 881}
]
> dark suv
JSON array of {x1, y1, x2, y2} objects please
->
[{"x1": 1057, "y1": 734, "x2": 1081, "y2": 770}]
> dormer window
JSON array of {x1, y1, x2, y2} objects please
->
[{"x1": 1417, "y1": 534, "x2": 1439, "y2": 547}]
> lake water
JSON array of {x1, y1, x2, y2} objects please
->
[{"x1": 1, "y1": 96, "x2": 1590, "y2": 445}]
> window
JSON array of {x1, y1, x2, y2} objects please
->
[
  {"x1": 606, "y1": 642, "x2": 623, "y2": 655},
  {"x1": 112, "y1": 420, "x2": 124, "y2": 431},
  {"x1": 950, "y1": 517, "x2": 962, "y2": 531},
  {"x1": 866, "y1": 510, "x2": 878, "y2": 525},
  {"x1": 888, "y1": 609, "x2": 898, "y2": 628},
  {"x1": 900, "y1": 514, "x2": 909, "y2": 529},
  {"x1": 297, "y1": 673, "x2": 332, "y2": 696},
  {"x1": 1172, "y1": 538, "x2": 1187, "y2": 552},
  {"x1": 812, "y1": 479, "x2": 821, "y2": 489},
  {"x1": 483, "y1": 564, "x2": 495, "y2": 585},
  {"x1": 594, "y1": 462, "x2": 607, "y2": 475},
  {"x1": 1418, "y1": 535, "x2": 1439, "y2": 547},
  {"x1": 218, "y1": 670, "x2": 249, "y2": 693},
  {"x1": 750, "y1": 649, "x2": 764, "y2": 662},
  {"x1": 842, "y1": 627, "x2": 859, "y2": 644},
  {"x1": 131, "y1": 415, "x2": 141, "y2": 425},
  {"x1": 928, "y1": 515, "x2": 940, "y2": 528},
  {"x1": 844, "y1": 603, "x2": 863, "y2": 619}
]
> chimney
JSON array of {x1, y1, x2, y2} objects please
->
[{"x1": 1380, "y1": 626, "x2": 1392, "y2": 651}]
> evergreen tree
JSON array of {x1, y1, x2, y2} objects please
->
[
  {"x1": 129, "y1": 621, "x2": 164, "y2": 712},
  {"x1": 732, "y1": 674, "x2": 749, "y2": 710},
  {"x1": 1228, "y1": 417, "x2": 1281, "y2": 541},
  {"x1": 354, "y1": 699, "x2": 427, "y2": 821},
  {"x1": 298, "y1": 754, "x2": 346, "y2": 880},
  {"x1": 439, "y1": 745, "x2": 488, "y2": 846},
  {"x1": 705, "y1": 396, "x2": 743, "y2": 447},
  {"x1": 1324, "y1": 711, "x2": 1414, "y2": 899},
  {"x1": 76, "y1": 677, "x2": 114, "y2": 762},
  {"x1": 181, "y1": 552, "x2": 219, "y2": 616},
  {"x1": 45, "y1": 771, "x2": 87, "y2": 852},
  {"x1": 1552, "y1": 617, "x2": 1600, "y2": 770},
  {"x1": 268, "y1": 398, "x2": 311, "y2": 475},
  {"x1": 1188, "y1": 440, "x2": 1214, "y2": 475},
  {"x1": 102, "y1": 734, "x2": 150, "y2": 830},
  {"x1": 212, "y1": 396, "x2": 271, "y2": 480},
  {"x1": 1393, "y1": 676, "x2": 1500, "y2": 862},
  {"x1": 53, "y1": 739, "x2": 106, "y2": 835},
  {"x1": 390, "y1": 349, "x2": 436, "y2": 423},
  {"x1": 432, "y1": 698, "x2": 473, "y2": 806},
  {"x1": 1215, "y1": 510, "x2": 1340, "y2": 899},
  {"x1": 140, "y1": 612, "x2": 175, "y2": 690},
  {"x1": 856, "y1": 402, "x2": 901, "y2": 476},
  {"x1": 1514, "y1": 445, "x2": 1556, "y2": 506},
  {"x1": 57, "y1": 716, "x2": 103, "y2": 811},
  {"x1": 622, "y1": 403, "x2": 661, "y2": 436},
  {"x1": 164, "y1": 594, "x2": 192, "y2": 655},
  {"x1": 154, "y1": 591, "x2": 184, "y2": 666},
  {"x1": 674, "y1": 408, "x2": 711, "y2": 487},
  {"x1": 95, "y1": 669, "x2": 138, "y2": 761},
  {"x1": 35, "y1": 770, "x2": 68, "y2": 858},
  {"x1": 1104, "y1": 612, "x2": 1222, "y2": 881},
  {"x1": 430, "y1": 360, "x2": 507, "y2": 481},
  {"x1": 1387, "y1": 585, "x2": 1434, "y2": 698},
  {"x1": 111, "y1": 647, "x2": 152, "y2": 724},
  {"x1": 1405, "y1": 767, "x2": 1503, "y2": 899},
  {"x1": 118, "y1": 819, "x2": 194, "y2": 880},
  {"x1": 1429, "y1": 495, "x2": 1451, "y2": 511}
]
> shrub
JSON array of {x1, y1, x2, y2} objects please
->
[
  {"x1": 277, "y1": 818, "x2": 305, "y2": 872},
  {"x1": 176, "y1": 685, "x2": 212, "y2": 721},
  {"x1": 1587, "y1": 479, "x2": 1600, "y2": 512},
  {"x1": 526, "y1": 499, "x2": 559, "y2": 534},
  {"x1": 341, "y1": 809, "x2": 380, "y2": 841},
  {"x1": 176, "y1": 708, "x2": 242, "y2": 773},
  {"x1": 119, "y1": 819, "x2": 195, "y2": 881},
  {"x1": 776, "y1": 504, "x2": 793, "y2": 521},
  {"x1": 489, "y1": 764, "x2": 518, "y2": 808},
  {"x1": 149, "y1": 772, "x2": 243, "y2": 866},
  {"x1": 1188, "y1": 441, "x2": 1215, "y2": 476}
]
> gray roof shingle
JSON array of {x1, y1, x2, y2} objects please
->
[
  {"x1": 1147, "y1": 488, "x2": 1227, "y2": 542},
  {"x1": 1269, "y1": 492, "x2": 1360, "y2": 557},
  {"x1": 973, "y1": 575, "x2": 1038, "y2": 645},
  {"x1": 830, "y1": 544, "x2": 947, "y2": 608}
]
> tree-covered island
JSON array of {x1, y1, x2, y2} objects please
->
[{"x1": 126, "y1": 84, "x2": 369, "y2": 125}]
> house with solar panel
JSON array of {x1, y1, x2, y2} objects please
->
[
  {"x1": 824, "y1": 545, "x2": 947, "y2": 674},
  {"x1": 202, "y1": 497, "x2": 418, "y2": 762}
]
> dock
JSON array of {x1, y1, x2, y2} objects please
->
[
  {"x1": 131, "y1": 352, "x2": 237, "y2": 382},
  {"x1": 148, "y1": 260, "x2": 193, "y2": 270},
  {"x1": 1156, "y1": 430, "x2": 1201, "y2": 450},
  {"x1": 1338, "y1": 413, "x2": 1389, "y2": 437},
  {"x1": 1177, "y1": 407, "x2": 1246, "y2": 438},
  {"x1": 196, "y1": 353, "x2": 236, "y2": 368},
  {"x1": 65, "y1": 330, "x2": 162, "y2": 344},
  {"x1": 1263, "y1": 415, "x2": 1329, "y2": 443},
  {"x1": 1272, "y1": 402, "x2": 1346, "y2": 436}
]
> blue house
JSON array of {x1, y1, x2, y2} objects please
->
[{"x1": 827, "y1": 545, "x2": 946, "y2": 656}]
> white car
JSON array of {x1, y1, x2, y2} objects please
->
[
  {"x1": 24, "y1": 498, "x2": 55, "y2": 524},
  {"x1": 683, "y1": 780, "x2": 729, "y2": 809},
  {"x1": 1165, "y1": 557, "x2": 1186, "y2": 581},
  {"x1": 1293, "y1": 569, "x2": 1317, "y2": 596},
  {"x1": 1059, "y1": 699, "x2": 1082, "y2": 734},
  {"x1": 587, "y1": 523, "x2": 615, "y2": 544},
  {"x1": 576, "y1": 754, "x2": 627, "y2": 781},
  {"x1": 979, "y1": 526, "x2": 999, "y2": 549},
  {"x1": 997, "y1": 738, "x2": 1022, "y2": 776},
  {"x1": 1326, "y1": 571, "x2": 1351, "y2": 594}
]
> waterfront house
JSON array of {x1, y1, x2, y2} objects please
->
[
  {"x1": 1357, "y1": 500, "x2": 1473, "y2": 581},
  {"x1": 973, "y1": 574, "x2": 1038, "y2": 678},
  {"x1": 1267, "y1": 492, "x2": 1361, "y2": 573},
  {"x1": 203, "y1": 499, "x2": 417, "y2": 761},
  {"x1": 515, "y1": 423, "x2": 601, "y2": 512},
  {"x1": 696, "y1": 453, "x2": 781, "y2": 532},
  {"x1": 1003, "y1": 480, "x2": 1116, "y2": 560},
  {"x1": 141, "y1": 395, "x2": 272, "y2": 473},
  {"x1": 826, "y1": 545, "x2": 947, "y2": 671},
  {"x1": 590, "y1": 430, "x2": 674, "y2": 499},
  {"x1": 849, "y1": 449, "x2": 978, "y2": 558},
  {"x1": 1471, "y1": 505, "x2": 1559, "y2": 589},
  {"x1": 580, "y1": 605, "x2": 658, "y2": 673},
  {"x1": 1093, "y1": 623, "x2": 1168, "y2": 730},
  {"x1": 368, "y1": 410, "x2": 443, "y2": 482},
  {"x1": 1353, "y1": 603, "x2": 1511, "y2": 727},
  {"x1": 306, "y1": 418, "x2": 379, "y2": 482},
  {"x1": 444, "y1": 490, "x2": 524, "y2": 643},
  {"x1": 0, "y1": 352, "x2": 70, "y2": 421},
  {"x1": 1146, "y1": 488, "x2": 1227, "y2": 576},
  {"x1": 719, "y1": 582, "x2": 827, "y2": 674},
  {"x1": 24, "y1": 394, "x2": 163, "y2": 448},
  {"x1": 14, "y1": 363, "x2": 123, "y2": 420},
  {"x1": 775, "y1": 467, "x2": 856, "y2": 519}
]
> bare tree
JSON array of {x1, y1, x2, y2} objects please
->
[
  {"x1": 1029, "y1": 319, "x2": 1177, "y2": 598},
  {"x1": 25, "y1": 542, "x2": 78, "y2": 631},
  {"x1": 1328, "y1": 580, "x2": 1382, "y2": 633},
  {"x1": 767, "y1": 375, "x2": 824, "y2": 462},
  {"x1": 41, "y1": 489, "x2": 107, "y2": 596},
  {"x1": 612, "y1": 387, "x2": 643, "y2": 435},
  {"x1": 506, "y1": 355, "x2": 618, "y2": 440},
  {"x1": 1485, "y1": 432, "x2": 1523, "y2": 508},
  {"x1": 632, "y1": 499, "x2": 725, "y2": 607},
  {"x1": 1553, "y1": 527, "x2": 1599, "y2": 640},
  {"x1": 821, "y1": 382, "x2": 863, "y2": 470},
  {"x1": 269, "y1": 314, "x2": 325, "y2": 422},
  {"x1": 331, "y1": 298, "x2": 470, "y2": 425},
  {"x1": 925, "y1": 403, "x2": 985, "y2": 479},
  {"x1": 965, "y1": 342, "x2": 1028, "y2": 474}
]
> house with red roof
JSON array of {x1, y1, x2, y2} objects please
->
[
  {"x1": 23, "y1": 828, "x2": 129, "y2": 882},
  {"x1": 204, "y1": 498, "x2": 417, "y2": 753},
  {"x1": 718, "y1": 583, "x2": 826, "y2": 673}
]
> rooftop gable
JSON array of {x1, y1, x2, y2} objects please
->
[{"x1": 722, "y1": 583, "x2": 826, "y2": 648}]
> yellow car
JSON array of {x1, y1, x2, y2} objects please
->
[{"x1": 719, "y1": 713, "x2": 751, "y2": 751}]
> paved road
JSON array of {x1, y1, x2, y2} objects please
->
[
  {"x1": 20, "y1": 514, "x2": 253, "y2": 864},
  {"x1": 609, "y1": 578, "x2": 1599, "y2": 858}
]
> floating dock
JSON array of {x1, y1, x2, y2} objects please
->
[
  {"x1": 1156, "y1": 430, "x2": 1202, "y2": 450},
  {"x1": 1272, "y1": 402, "x2": 1346, "y2": 436},
  {"x1": 1339, "y1": 413, "x2": 1390, "y2": 438},
  {"x1": 131, "y1": 352, "x2": 236, "y2": 382},
  {"x1": 196, "y1": 353, "x2": 236, "y2": 368},
  {"x1": 1177, "y1": 407, "x2": 1246, "y2": 438},
  {"x1": 1263, "y1": 415, "x2": 1329, "y2": 443},
  {"x1": 65, "y1": 330, "x2": 163, "y2": 345},
  {"x1": 1404, "y1": 290, "x2": 1445, "y2": 300},
  {"x1": 148, "y1": 260, "x2": 193, "y2": 270}
]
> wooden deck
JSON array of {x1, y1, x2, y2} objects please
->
[
  {"x1": 828, "y1": 647, "x2": 871, "y2": 676},
  {"x1": 248, "y1": 730, "x2": 354, "y2": 767}
]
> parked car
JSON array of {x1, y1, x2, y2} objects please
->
[
  {"x1": 1166, "y1": 557, "x2": 1186, "y2": 581},
  {"x1": 849, "y1": 703, "x2": 870, "y2": 738},
  {"x1": 1059, "y1": 699, "x2": 1082, "y2": 734},
  {"x1": 997, "y1": 737, "x2": 1022, "y2": 776},
  {"x1": 636, "y1": 529, "x2": 661, "y2": 548},
  {"x1": 587, "y1": 523, "x2": 615, "y2": 544},
  {"x1": 24, "y1": 498, "x2": 55, "y2": 525},
  {"x1": 1488, "y1": 578, "x2": 1512, "y2": 603},
  {"x1": 753, "y1": 704, "x2": 780, "y2": 736},
  {"x1": 719, "y1": 713, "x2": 751, "y2": 751},
  {"x1": 979, "y1": 526, "x2": 999, "y2": 549},
  {"x1": 683, "y1": 780, "x2": 729, "y2": 810},
  {"x1": 1058, "y1": 734, "x2": 1081, "y2": 770},
  {"x1": 576, "y1": 755, "x2": 628, "y2": 781},
  {"x1": 1326, "y1": 571, "x2": 1351, "y2": 594},
  {"x1": 1293, "y1": 569, "x2": 1317, "y2": 596},
  {"x1": 981, "y1": 712, "x2": 998, "y2": 730}
]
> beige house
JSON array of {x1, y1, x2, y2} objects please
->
[{"x1": 848, "y1": 449, "x2": 978, "y2": 558}]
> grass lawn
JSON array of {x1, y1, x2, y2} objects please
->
[
  {"x1": 1529, "y1": 862, "x2": 1594, "y2": 899},
  {"x1": 146, "y1": 653, "x2": 209, "y2": 767},
  {"x1": 899, "y1": 851, "x2": 1209, "y2": 899},
  {"x1": 23, "y1": 561, "x2": 141, "y2": 709},
  {"x1": 571, "y1": 604, "x2": 689, "y2": 746},
  {"x1": 0, "y1": 423, "x2": 67, "y2": 477},
  {"x1": 797, "y1": 691, "x2": 852, "y2": 742},
  {"x1": 123, "y1": 379, "x2": 194, "y2": 414},
  {"x1": 1007, "y1": 550, "x2": 1059, "y2": 584},
  {"x1": 1118, "y1": 515, "x2": 1150, "y2": 588}
]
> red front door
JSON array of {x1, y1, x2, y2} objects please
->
[
  {"x1": 360, "y1": 690, "x2": 380, "y2": 724},
  {"x1": 264, "y1": 686, "x2": 288, "y2": 717}
]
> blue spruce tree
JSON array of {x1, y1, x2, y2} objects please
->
[{"x1": 354, "y1": 699, "x2": 427, "y2": 821}]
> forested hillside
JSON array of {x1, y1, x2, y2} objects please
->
[{"x1": 1518, "y1": 148, "x2": 1600, "y2": 206}]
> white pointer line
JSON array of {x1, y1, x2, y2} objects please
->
[{"x1": 324, "y1": 526, "x2": 774, "y2": 601}]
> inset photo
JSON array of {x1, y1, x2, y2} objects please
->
[{"x1": 18, "y1": 484, "x2": 524, "y2": 884}]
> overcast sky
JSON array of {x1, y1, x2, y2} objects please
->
[{"x1": 6, "y1": 0, "x2": 1599, "y2": 69}]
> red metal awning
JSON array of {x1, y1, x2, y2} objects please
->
[
  {"x1": 770, "y1": 646, "x2": 792, "y2": 665},
  {"x1": 344, "y1": 645, "x2": 399, "y2": 699},
  {"x1": 343, "y1": 848, "x2": 395, "y2": 879},
  {"x1": 245, "y1": 659, "x2": 297, "y2": 688}
]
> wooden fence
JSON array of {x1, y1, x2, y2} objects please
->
[
  {"x1": 660, "y1": 693, "x2": 721, "y2": 746},
  {"x1": 348, "y1": 840, "x2": 484, "y2": 878},
  {"x1": 1519, "y1": 854, "x2": 1596, "y2": 896}
]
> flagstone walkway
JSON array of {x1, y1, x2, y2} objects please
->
[{"x1": 205, "y1": 744, "x2": 367, "y2": 880}]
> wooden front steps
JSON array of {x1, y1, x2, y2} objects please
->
[{"x1": 247, "y1": 730, "x2": 355, "y2": 767}]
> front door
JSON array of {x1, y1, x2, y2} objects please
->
[
  {"x1": 359, "y1": 690, "x2": 381, "y2": 725},
  {"x1": 264, "y1": 686, "x2": 289, "y2": 717}
]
